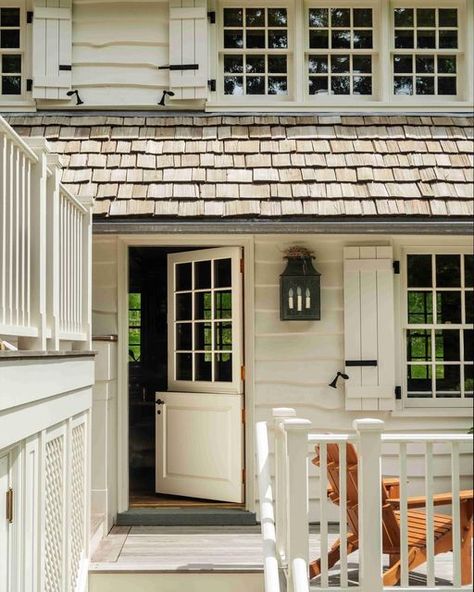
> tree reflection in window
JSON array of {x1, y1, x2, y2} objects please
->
[
  {"x1": 128, "y1": 293, "x2": 141, "y2": 362},
  {"x1": 406, "y1": 253, "x2": 473, "y2": 399}
]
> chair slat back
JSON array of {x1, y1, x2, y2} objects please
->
[{"x1": 312, "y1": 442, "x2": 401, "y2": 552}]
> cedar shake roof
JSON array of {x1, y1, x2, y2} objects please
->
[{"x1": 8, "y1": 114, "x2": 474, "y2": 218}]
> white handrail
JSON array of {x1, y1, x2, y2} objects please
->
[
  {"x1": 1, "y1": 116, "x2": 92, "y2": 350},
  {"x1": 382, "y1": 433, "x2": 472, "y2": 442},
  {"x1": 0, "y1": 116, "x2": 38, "y2": 163},
  {"x1": 256, "y1": 421, "x2": 281, "y2": 592}
]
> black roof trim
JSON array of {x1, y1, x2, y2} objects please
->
[{"x1": 93, "y1": 217, "x2": 473, "y2": 235}]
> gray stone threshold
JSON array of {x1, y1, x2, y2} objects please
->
[{"x1": 117, "y1": 508, "x2": 257, "y2": 526}]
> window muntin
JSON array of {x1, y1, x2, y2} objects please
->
[
  {"x1": 392, "y1": 7, "x2": 460, "y2": 96},
  {"x1": 172, "y1": 257, "x2": 235, "y2": 384},
  {"x1": 222, "y1": 6, "x2": 289, "y2": 96},
  {"x1": 405, "y1": 253, "x2": 473, "y2": 401},
  {"x1": 0, "y1": 6, "x2": 22, "y2": 97},
  {"x1": 307, "y1": 7, "x2": 374, "y2": 96}
]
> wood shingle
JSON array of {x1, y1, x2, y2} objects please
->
[{"x1": 7, "y1": 114, "x2": 473, "y2": 218}]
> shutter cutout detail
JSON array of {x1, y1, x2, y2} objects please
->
[
  {"x1": 343, "y1": 246, "x2": 396, "y2": 411},
  {"x1": 32, "y1": 2, "x2": 72, "y2": 99},
  {"x1": 168, "y1": 0, "x2": 208, "y2": 100}
]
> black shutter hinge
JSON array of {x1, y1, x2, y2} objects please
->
[
  {"x1": 395, "y1": 386, "x2": 402, "y2": 400},
  {"x1": 27, "y1": 11, "x2": 33, "y2": 23},
  {"x1": 208, "y1": 79, "x2": 216, "y2": 91},
  {"x1": 158, "y1": 64, "x2": 198, "y2": 71},
  {"x1": 26, "y1": 79, "x2": 33, "y2": 92},
  {"x1": 59, "y1": 65, "x2": 72, "y2": 71},
  {"x1": 393, "y1": 260, "x2": 400, "y2": 274},
  {"x1": 207, "y1": 11, "x2": 216, "y2": 23}
]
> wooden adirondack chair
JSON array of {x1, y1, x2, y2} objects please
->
[{"x1": 309, "y1": 442, "x2": 473, "y2": 585}]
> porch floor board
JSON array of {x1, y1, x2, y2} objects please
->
[{"x1": 90, "y1": 525, "x2": 468, "y2": 583}]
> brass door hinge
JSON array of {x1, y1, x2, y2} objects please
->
[
  {"x1": 241, "y1": 408, "x2": 245, "y2": 424},
  {"x1": 240, "y1": 258, "x2": 244, "y2": 274},
  {"x1": 240, "y1": 365, "x2": 245, "y2": 381},
  {"x1": 242, "y1": 468, "x2": 245, "y2": 483},
  {"x1": 6, "y1": 488, "x2": 13, "y2": 523}
]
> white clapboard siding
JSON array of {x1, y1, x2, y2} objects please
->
[
  {"x1": 343, "y1": 246, "x2": 396, "y2": 411},
  {"x1": 32, "y1": 1, "x2": 72, "y2": 99},
  {"x1": 168, "y1": 0, "x2": 208, "y2": 100}
]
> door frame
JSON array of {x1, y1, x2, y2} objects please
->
[{"x1": 116, "y1": 235, "x2": 255, "y2": 513}]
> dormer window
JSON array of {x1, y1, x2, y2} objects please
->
[
  {"x1": 392, "y1": 6, "x2": 460, "y2": 97},
  {"x1": 220, "y1": 5, "x2": 291, "y2": 98},
  {"x1": 307, "y1": 6, "x2": 375, "y2": 97},
  {"x1": 211, "y1": 0, "x2": 470, "y2": 108}
]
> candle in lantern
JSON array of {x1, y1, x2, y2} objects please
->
[
  {"x1": 288, "y1": 288, "x2": 294, "y2": 309},
  {"x1": 305, "y1": 287, "x2": 311, "y2": 309},
  {"x1": 297, "y1": 286, "x2": 302, "y2": 311}
]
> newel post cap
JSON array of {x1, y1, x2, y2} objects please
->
[
  {"x1": 283, "y1": 418, "x2": 312, "y2": 431},
  {"x1": 353, "y1": 418, "x2": 385, "y2": 433},
  {"x1": 272, "y1": 407, "x2": 297, "y2": 419}
]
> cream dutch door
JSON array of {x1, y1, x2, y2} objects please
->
[{"x1": 155, "y1": 247, "x2": 244, "y2": 503}]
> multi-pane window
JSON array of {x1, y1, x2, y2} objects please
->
[
  {"x1": 128, "y1": 293, "x2": 142, "y2": 363},
  {"x1": 405, "y1": 253, "x2": 473, "y2": 401},
  {"x1": 393, "y1": 7, "x2": 459, "y2": 96},
  {"x1": 222, "y1": 7, "x2": 289, "y2": 96},
  {"x1": 307, "y1": 7, "x2": 374, "y2": 96},
  {"x1": 0, "y1": 6, "x2": 22, "y2": 96},
  {"x1": 172, "y1": 257, "x2": 234, "y2": 383}
]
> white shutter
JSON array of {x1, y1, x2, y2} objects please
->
[
  {"x1": 343, "y1": 246, "x2": 396, "y2": 411},
  {"x1": 168, "y1": 0, "x2": 208, "y2": 100},
  {"x1": 32, "y1": 2, "x2": 72, "y2": 99}
]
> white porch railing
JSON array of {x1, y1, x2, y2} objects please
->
[
  {"x1": 0, "y1": 116, "x2": 92, "y2": 350},
  {"x1": 257, "y1": 408, "x2": 473, "y2": 592}
]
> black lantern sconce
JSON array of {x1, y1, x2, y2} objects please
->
[{"x1": 280, "y1": 247, "x2": 321, "y2": 321}]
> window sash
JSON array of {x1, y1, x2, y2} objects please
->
[
  {"x1": 0, "y1": 3, "x2": 24, "y2": 99},
  {"x1": 402, "y1": 249, "x2": 473, "y2": 406},
  {"x1": 167, "y1": 247, "x2": 243, "y2": 395},
  {"x1": 390, "y1": 0, "x2": 464, "y2": 99}
]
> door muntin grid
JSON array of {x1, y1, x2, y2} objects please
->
[{"x1": 173, "y1": 256, "x2": 235, "y2": 385}]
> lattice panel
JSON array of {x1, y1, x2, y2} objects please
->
[
  {"x1": 69, "y1": 423, "x2": 86, "y2": 591},
  {"x1": 44, "y1": 435, "x2": 65, "y2": 592}
]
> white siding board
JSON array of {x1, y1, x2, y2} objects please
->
[
  {"x1": 38, "y1": 2, "x2": 172, "y2": 107},
  {"x1": 255, "y1": 334, "x2": 342, "y2": 360}
]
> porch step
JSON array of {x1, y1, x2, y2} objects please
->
[
  {"x1": 89, "y1": 572, "x2": 264, "y2": 592},
  {"x1": 116, "y1": 508, "x2": 257, "y2": 526}
]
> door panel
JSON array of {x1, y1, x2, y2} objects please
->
[
  {"x1": 156, "y1": 246, "x2": 244, "y2": 503},
  {"x1": 155, "y1": 392, "x2": 243, "y2": 502}
]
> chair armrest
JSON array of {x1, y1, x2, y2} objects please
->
[
  {"x1": 387, "y1": 489, "x2": 474, "y2": 509},
  {"x1": 383, "y1": 478, "x2": 400, "y2": 498}
]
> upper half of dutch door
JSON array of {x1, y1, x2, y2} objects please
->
[{"x1": 0, "y1": 0, "x2": 473, "y2": 114}]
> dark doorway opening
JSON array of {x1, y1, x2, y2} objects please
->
[{"x1": 128, "y1": 247, "x2": 173, "y2": 498}]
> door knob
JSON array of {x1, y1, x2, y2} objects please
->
[{"x1": 156, "y1": 398, "x2": 165, "y2": 405}]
